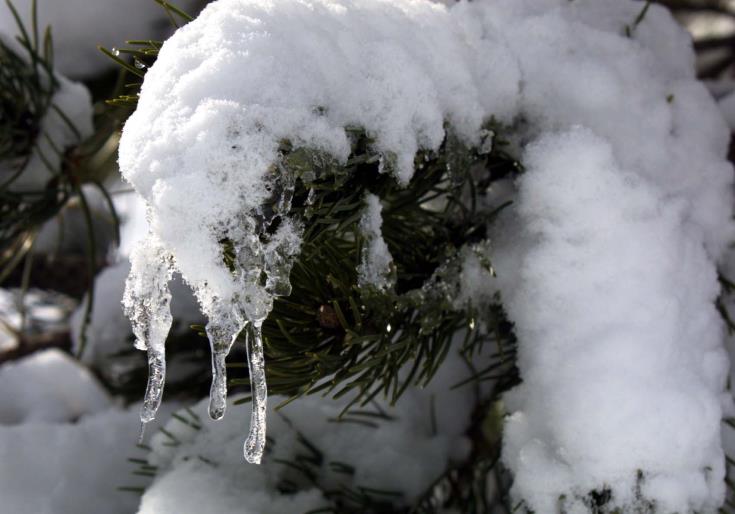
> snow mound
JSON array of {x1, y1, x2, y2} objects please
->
[{"x1": 0, "y1": 349, "x2": 111, "y2": 424}]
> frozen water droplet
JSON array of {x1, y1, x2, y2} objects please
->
[
  {"x1": 244, "y1": 320, "x2": 267, "y2": 464},
  {"x1": 386, "y1": 323, "x2": 392, "y2": 333},
  {"x1": 134, "y1": 57, "x2": 147, "y2": 69},
  {"x1": 112, "y1": 47, "x2": 120, "y2": 56},
  {"x1": 469, "y1": 318, "x2": 476, "y2": 330}
]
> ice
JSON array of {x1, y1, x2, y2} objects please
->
[
  {"x1": 205, "y1": 312, "x2": 245, "y2": 421},
  {"x1": 123, "y1": 233, "x2": 175, "y2": 425},
  {"x1": 243, "y1": 321, "x2": 267, "y2": 464}
]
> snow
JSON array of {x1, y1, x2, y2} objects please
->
[
  {"x1": 139, "y1": 348, "x2": 474, "y2": 513},
  {"x1": 357, "y1": 193, "x2": 395, "y2": 291},
  {"x1": 495, "y1": 128, "x2": 730, "y2": 512},
  {"x1": 0, "y1": 344, "x2": 182, "y2": 514},
  {"x1": 719, "y1": 90, "x2": 735, "y2": 131},
  {"x1": 117, "y1": 0, "x2": 733, "y2": 510},
  {"x1": 0, "y1": 349, "x2": 111, "y2": 424},
  {"x1": 0, "y1": 349, "x2": 157, "y2": 514},
  {"x1": 0, "y1": 398, "x2": 187, "y2": 514},
  {"x1": 0, "y1": 409, "x2": 141, "y2": 514},
  {"x1": 0, "y1": 0, "x2": 202, "y2": 78}
]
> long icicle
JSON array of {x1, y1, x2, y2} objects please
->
[
  {"x1": 244, "y1": 320, "x2": 267, "y2": 464},
  {"x1": 122, "y1": 233, "x2": 174, "y2": 438}
]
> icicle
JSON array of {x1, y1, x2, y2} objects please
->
[
  {"x1": 137, "y1": 348, "x2": 165, "y2": 443},
  {"x1": 244, "y1": 320, "x2": 267, "y2": 464},
  {"x1": 205, "y1": 314, "x2": 245, "y2": 420},
  {"x1": 122, "y1": 233, "x2": 174, "y2": 428},
  {"x1": 141, "y1": 348, "x2": 166, "y2": 422}
]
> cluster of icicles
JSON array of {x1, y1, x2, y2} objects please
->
[
  {"x1": 123, "y1": 234, "x2": 270, "y2": 463},
  {"x1": 122, "y1": 183, "x2": 300, "y2": 463}
]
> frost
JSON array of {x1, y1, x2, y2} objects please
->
[{"x1": 119, "y1": 0, "x2": 734, "y2": 509}]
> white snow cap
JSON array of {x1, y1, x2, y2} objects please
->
[{"x1": 119, "y1": 0, "x2": 734, "y2": 510}]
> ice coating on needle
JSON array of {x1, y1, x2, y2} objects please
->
[{"x1": 118, "y1": 0, "x2": 735, "y2": 509}]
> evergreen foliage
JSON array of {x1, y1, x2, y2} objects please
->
[{"x1": 250, "y1": 127, "x2": 520, "y2": 411}]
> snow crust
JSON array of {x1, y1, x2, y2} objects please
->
[
  {"x1": 0, "y1": 288, "x2": 75, "y2": 352},
  {"x1": 118, "y1": 0, "x2": 734, "y2": 509}
]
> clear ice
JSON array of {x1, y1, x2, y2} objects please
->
[
  {"x1": 244, "y1": 320, "x2": 267, "y2": 464},
  {"x1": 124, "y1": 170, "x2": 302, "y2": 461},
  {"x1": 205, "y1": 311, "x2": 246, "y2": 420},
  {"x1": 122, "y1": 234, "x2": 174, "y2": 428}
]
